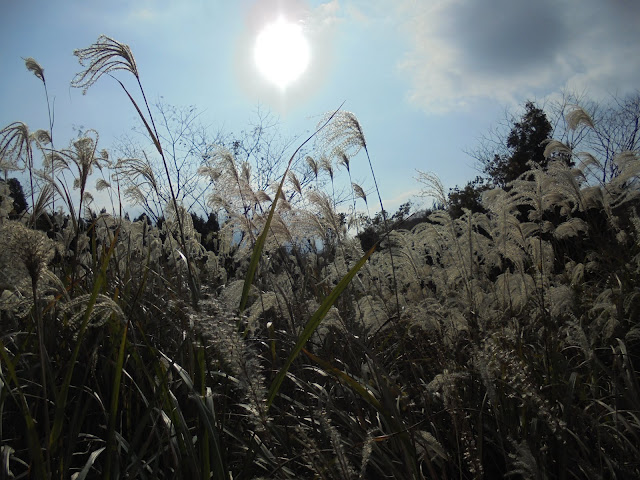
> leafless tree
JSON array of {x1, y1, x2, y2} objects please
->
[
  {"x1": 114, "y1": 101, "x2": 227, "y2": 220},
  {"x1": 115, "y1": 102, "x2": 321, "y2": 224},
  {"x1": 547, "y1": 90, "x2": 640, "y2": 183},
  {"x1": 467, "y1": 91, "x2": 640, "y2": 186}
]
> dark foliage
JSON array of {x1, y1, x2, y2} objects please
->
[
  {"x1": 448, "y1": 175, "x2": 489, "y2": 218},
  {"x1": 483, "y1": 101, "x2": 554, "y2": 186},
  {"x1": 191, "y1": 212, "x2": 221, "y2": 252},
  {"x1": 358, "y1": 203, "x2": 433, "y2": 251},
  {"x1": 3, "y1": 177, "x2": 28, "y2": 217}
]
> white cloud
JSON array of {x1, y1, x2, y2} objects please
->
[
  {"x1": 309, "y1": 0, "x2": 342, "y2": 30},
  {"x1": 394, "y1": 0, "x2": 640, "y2": 112},
  {"x1": 384, "y1": 187, "x2": 422, "y2": 212}
]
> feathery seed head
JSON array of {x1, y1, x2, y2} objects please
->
[
  {"x1": 33, "y1": 129, "x2": 51, "y2": 145},
  {"x1": 306, "y1": 155, "x2": 319, "y2": 178},
  {"x1": 416, "y1": 170, "x2": 449, "y2": 207},
  {"x1": 61, "y1": 293, "x2": 125, "y2": 330},
  {"x1": 72, "y1": 35, "x2": 139, "y2": 94},
  {"x1": 165, "y1": 201, "x2": 195, "y2": 238},
  {"x1": 1, "y1": 221, "x2": 55, "y2": 285},
  {"x1": 337, "y1": 150, "x2": 350, "y2": 171},
  {"x1": 83, "y1": 191, "x2": 94, "y2": 206},
  {"x1": 352, "y1": 182, "x2": 367, "y2": 203},
  {"x1": 95, "y1": 178, "x2": 111, "y2": 191},
  {"x1": 543, "y1": 139, "x2": 572, "y2": 159},
  {"x1": 255, "y1": 190, "x2": 272, "y2": 203},
  {"x1": 320, "y1": 156, "x2": 334, "y2": 180},
  {"x1": 319, "y1": 110, "x2": 366, "y2": 158},
  {"x1": 0, "y1": 122, "x2": 32, "y2": 171},
  {"x1": 197, "y1": 165, "x2": 222, "y2": 182},
  {"x1": 566, "y1": 106, "x2": 595, "y2": 131},
  {"x1": 288, "y1": 170, "x2": 303, "y2": 195},
  {"x1": 24, "y1": 57, "x2": 45, "y2": 83}
]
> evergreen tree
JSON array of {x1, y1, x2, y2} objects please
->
[
  {"x1": 448, "y1": 101, "x2": 556, "y2": 217},
  {"x1": 483, "y1": 101, "x2": 554, "y2": 187}
]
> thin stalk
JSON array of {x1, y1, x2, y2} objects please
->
[
  {"x1": 362, "y1": 143, "x2": 401, "y2": 318},
  {"x1": 104, "y1": 311, "x2": 129, "y2": 480},
  {"x1": 267, "y1": 240, "x2": 377, "y2": 408},
  {"x1": 239, "y1": 102, "x2": 345, "y2": 312},
  {"x1": 42, "y1": 79, "x2": 56, "y2": 213},
  {"x1": 49, "y1": 230, "x2": 119, "y2": 452},
  {"x1": 111, "y1": 75, "x2": 200, "y2": 309},
  {"x1": 32, "y1": 275, "x2": 51, "y2": 479}
]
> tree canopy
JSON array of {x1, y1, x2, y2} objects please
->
[{"x1": 483, "y1": 101, "x2": 554, "y2": 187}]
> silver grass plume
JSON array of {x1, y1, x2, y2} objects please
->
[
  {"x1": 197, "y1": 164, "x2": 222, "y2": 182},
  {"x1": 611, "y1": 150, "x2": 640, "y2": 187},
  {"x1": 74, "y1": 35, "x2": 200, "y2": 308},
  {"x1": 60, "y1": 293, "x2": 125, "y2": 331},
  {"x1": 319, "y1": 110, "x2": 366, "y2": 158},
  {"x1": 337, "y1": 150, "x2": 351, "y2": 172},
  {"x1": 96, "y1": 178, "x2": 111, "y2": 191},
  {"x1": 32, "y1": 129, "x2": 51, "y2": 145},
  {"x1": 255, "y1": 190, "x2": 272, "y2": 203},
  {"x1": 25, "y1": 56, "x2": 56, "y2": 213},
  {"x1": 71, "y1": 35, "x2": 139, "y2": 94},
  {"x1": 115, "y1": 157, "x2": 160, "y2": 194},
  {"x1": 288, "y1": 170, "x2": 303, "y2": 195},
  {"x1": 0, "y1": 122, "x2": 31, "y2": 171},
  {"x1": 576, "y1": 151, "x2": 603, "y2": 176},
  {"x1": 352, "y1": 183, "x2": 367, "y2": 203},
  {"x1": 543, "y1": 139, "x2": 572, "y2": 160},
  {"x1": 24, "y1": 57, "x2": 45, "y2": 83},
  {"x1": 416, "y1": 170, "x2": 449, "y2": 207},
  {"x1": 320, "y1": 156, "x2": 334, "y2": 181},
  {"x1": 194, "y1": 296, "x2": 269, "y2": 430},
  {"x1": 320, "y1": 111, "x2": 401, "y2": 319},
  {"x1": 307, "y1": 190, "x2": 342, "y2": 234},
  {"x1": 0, "y1": 221, "x2": 55, "y2": 286},
  {"x1": 566, "y1": 106, "x2": 595, "y2": 131},
  {"x1": 554, "y1": 217, "x2": 588, "y2": 239},
  {"x1": 32, "y1": 184, "x2": 54, "y2": 225},
  {"x1": 306, "y1": 155, "x2": 319, "y2": 179}
]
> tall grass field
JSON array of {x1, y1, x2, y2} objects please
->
[{"x1": 1, "y1": 36, "x2": 640, "y2": 479}]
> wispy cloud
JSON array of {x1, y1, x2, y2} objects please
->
[
  {"x1": 393, "y1": 0, "x2": 640, "y2": 112},
  {"x1": 309, "y1": 0, "x2": 343, "y2": 30}
]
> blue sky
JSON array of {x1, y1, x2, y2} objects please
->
[{"x1": 1, "y1": 0, "x2": 639, "y2": 214}]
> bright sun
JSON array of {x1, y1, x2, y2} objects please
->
[{"x1": 254, "y1": 17, "x2": 310, "y2": 89}]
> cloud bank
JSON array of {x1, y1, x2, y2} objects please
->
[{"x1": 394, "y1": 0, "x2": 640, "y2": 112}]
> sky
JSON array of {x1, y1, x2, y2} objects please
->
[{"x1": 1, "y1": 0, "x2": 639, "y2": 215}]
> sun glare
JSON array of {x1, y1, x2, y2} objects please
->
[{"x1": 254, "y1": 17, "x2": 310, "y2": 89}]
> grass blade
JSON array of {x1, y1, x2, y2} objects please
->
[
  {"x1": 301, "y1": 347, "x2": 385, "y2": 413},
  {"x1": 0, "y1": 341, "x2": 47, "y2": 479},
  {"x1": 239, "y1": 102, "x2": 345, "y2": 312},
  {"x1": 50, "y1": 229, "x2": 119, "y2": 452},
  {"x1": 103, "y1": 316, "x2": 128, "y2": 479},
  {"x1": 72, "y1": 447, "x2": 105, "y2": 480},
  {"x1": 266, "y1": 242, "x2": 377, "y2": 407}
]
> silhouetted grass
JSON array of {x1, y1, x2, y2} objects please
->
[{"x1": 1, "y1": 39, "x2": 639, "y2": 480}]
